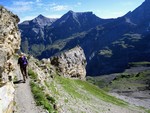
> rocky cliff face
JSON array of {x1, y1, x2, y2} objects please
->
[
  {"x1": 0, "y1": 6, "x2": 21, "y2": 113},
  {"x1": 0, "y1": 6, "x2": 20, "y2": 82},
  {"x1": 50, "y1": 46, "x2": 87, "y2": 79}
]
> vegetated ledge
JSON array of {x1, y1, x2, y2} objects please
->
[{"x1": 28, "y1": 55, "x2": 146, "y2": 113}]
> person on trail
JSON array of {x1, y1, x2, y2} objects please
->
[{"x1": 18, "y1": 53, "x2": 28, "y2": 83}]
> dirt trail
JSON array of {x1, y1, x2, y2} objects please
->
[{"x1": 14, "y1": 78, "x2": 45, "y2": 113}]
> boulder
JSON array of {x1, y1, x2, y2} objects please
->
[
  {"x1": 51, "y1": 46, "x2": 87, "y2": 79},
  {"x1": 0, "y1": 82, "x2": 15, "y2": 113}
]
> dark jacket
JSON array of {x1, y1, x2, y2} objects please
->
[{"x1": 18, "y1": 56, "x2": 28, "y2": 68}]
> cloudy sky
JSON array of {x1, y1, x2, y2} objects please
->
[{"x1": 0, "y1": 0, "x2": 145, "y2": 23}]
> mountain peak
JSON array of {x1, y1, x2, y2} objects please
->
[
  {"x1": 66, "y1": 10, "x2": 77, "y2": 17},
  {"x1": 32, "y1": 14, "x2": 49, "y2": 26},
  {"x1": 36, "y1": 14, "x2": 45, "y2": 19},
  {"x1": 35, "y1": 14, "x2": 48, "y2": 20},
  {"x1": 124, "y1": 0, "x2": 150, "y2": 24},
  {"x1": 19, "y1": 14, "x2": 57, "y2": 27},
  {"x1": 68, "y1": 10, "x2": 74, "y2": 13},
  {"x1": 66, "y1": 10, "x2": 93, "y2": 16}
]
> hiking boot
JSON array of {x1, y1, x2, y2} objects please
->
[{"x1": 23, "y1": 79, "x2": 26, "y2": 83}]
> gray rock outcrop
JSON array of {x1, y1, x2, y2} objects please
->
[
  {"x1": 0, "y1": 6, "x2": 20, "y2": 82},
  {"x1": 0, "y1": 6, "x2": 20, "y2": 113},
  {"x1": 51, "y1": 46, "x2": 87, "y2": 79}
]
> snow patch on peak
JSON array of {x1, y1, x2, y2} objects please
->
[{"x1": 125, "y1": 17, "x2": 136, "y2": 25}]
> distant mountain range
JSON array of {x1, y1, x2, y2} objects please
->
[{"x1": 19, "y1": 0, "x2": 150, "y2": 76}]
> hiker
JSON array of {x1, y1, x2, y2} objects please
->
[{"x1": 18, "y1": 53, "x2": 28, "y2": 83}]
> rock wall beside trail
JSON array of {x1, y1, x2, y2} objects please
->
[
  {"x1": 0, "y1": 6, "x2": 21, "y2": 113},
  {"x1": 50, "y1": 46, "x2": 87, "y2": 80},
  {"x1": 0, "y1": 82, "x2": 15, "y2": 113},
  {"x1": 0, "y1": 6, "x2": 20, "y2": 82}
]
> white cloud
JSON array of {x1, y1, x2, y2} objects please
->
[
  {"x1": 122, "y1": 1, "x2": 133, "y2": 6},
  {"x1": 36, "y1": 3, "x2": 44, "y2": 7},
  {"x1": 14, "y1": 1, "x2": 33, "y2": 6},
  {"x1": 7, "y1": 5, "x2": 32, "y2": 13},
  {"x1": 47, "y1": 14, "x2": 62, "y2": 19},
  {"x1": 77, "y1": 2, "x2": 82, "y2": 5},
  {"x1": 20, "y1": 15, "x2": 37, "y2": 23},
  {"x1": 74, "y1": 2, "x2": 82, "y2": 8},
  {"x1": 6, "y1": 1, "x2": 70, "y2": 22},
  {"x1": 36, "y1": 0, "x2": 42, "y2": 3},
  {"x1": 51, "y1": 5, "x2": 68, "y2": 11},
  {"x1": 20, "y1": 14, "x2": 61, "y2": 23},
  {"x1": 49, "y1": 3, "x2": 57, "y2": 6},
  {"x1": 8, "y1": 1, "x2": 34, "y2": 13}
]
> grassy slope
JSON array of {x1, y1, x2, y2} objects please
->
[
  {"x1": 87, "y1": 63, "x2": 150, "y2": 112},
  {"x1": 28, "y1": 58, "x2": 146, "y2": 113},
  {"x1": 43, "y1": 75, "x2": 145, "y2": 113}
]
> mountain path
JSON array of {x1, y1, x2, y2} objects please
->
[{"x1": 13, "y1": 78, "x2": 45, "y2": 113}]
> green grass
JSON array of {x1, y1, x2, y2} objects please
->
[
  {"x1": 87, "y1": 69, "x2": 150, "y2": 92},
  {"x1": 129, "y1": 61, "x2": 150, "y2": 67},
  {"x1": 113, "y1": 71, "x2": 150, "y2": 83},
  {"x1": 105, "y1": 71, "x2": 150, "y2": 91},
  {"x1": 55, "y1": 75, "x2": 128, "y2": 106},
  {"x1": 86, "y1": 76, "x2": 109, "y2": 88},
  {"x1": 30, "y1": 44, "x2": 45, "y2": 57},
  {"x1": 86, "y1": 70, "x2": 150, "y2": 111},
  {"x1": 99, "y1": 49, "x2": 113, "y2": 57},
  {"x1": 28, "y1": 69, "x2": 38, "y2": 80},
  {"x1": 75, "y1": 79, "x2": 128, "y2": 106},
  {"x1": 55, "y1": 76, "x2": 86, "y2": 100},
  {"x1": 147, "y1": 110, "x2": 150, "y2": 113},
  {"x1": 44, "y1": 80, "x2": 59, "y2": 96},
  {"x1": 13, "y1": 75, "x2": 18, "y2": 82},
  {"x1": 138, "y1": 106, "x2": 150, "y2": 113},
  {"x1": 29, "y1": 69, "x2": 57, "y2": 113},
  {"x1": 30, "y1": 81, "x2": 54, "y2": 113}
]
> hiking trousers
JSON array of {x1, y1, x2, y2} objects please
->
[{"x1": 20, "y1": 65, "x2": 28, "y2": 81}]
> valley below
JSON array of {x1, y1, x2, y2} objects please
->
[{"x1": 87, "y1": 64, "x2": 150, "y2": 111}]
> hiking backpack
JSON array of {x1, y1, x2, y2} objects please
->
[{"x1": 22, "y1": 56, "x2": 28, "y2": 65}]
